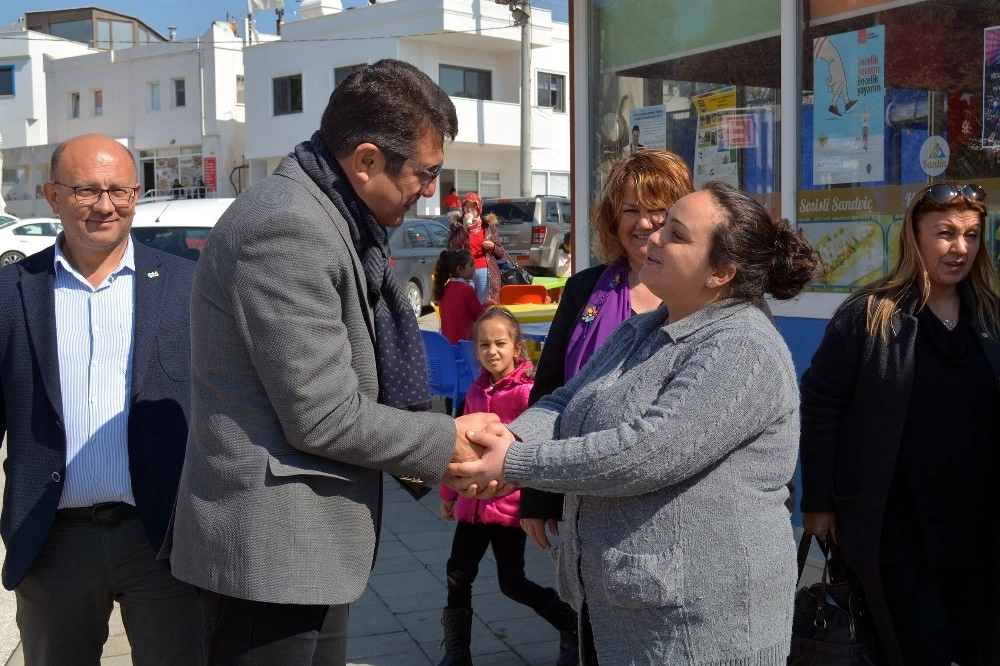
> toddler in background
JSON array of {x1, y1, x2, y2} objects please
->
[
  {"x1": 555, "y1": 232, "x2": 572, "y2": 278},
  {"x1": 433, "y1": 249, "x2": 485, "y2": 345},
  {"x1": 437, "y1": 307, "x2": 578, "y2": 666}
]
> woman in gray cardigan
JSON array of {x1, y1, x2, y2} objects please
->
[{"x1": 450, "y1": 182, "x2": 819, "y2": 664}]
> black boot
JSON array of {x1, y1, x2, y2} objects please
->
[
  {"x1": 438, "y1": 607, "x2": 473, "y2": 666},
  {"x1": 537, "y1": 593, "x2": 579, "y2": 666}
]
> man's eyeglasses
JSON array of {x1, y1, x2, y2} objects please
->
[
  {"x1": 53, "y1": 182, "x2": 139, "y2": 205},
  {"x1": 382, "y1": 149, "x2": 442, "y2": 191},
  {"x1": 922, "y1": 183, "x2": 987, "y2": 206}
]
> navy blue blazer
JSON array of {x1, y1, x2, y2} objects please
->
[{"x1": 0, "y1": 240, "x2": 195, "y2": 590}]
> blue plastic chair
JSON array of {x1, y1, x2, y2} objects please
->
[
  {"x1": 456, "y1": 340, "x2": 481, "y2": 399},
  {"x1": 420, "y1": 330, "x2": 464, "y2": 415},
  {"x1": 457, "y1": 340, "x2": 481, "y2": 381}
]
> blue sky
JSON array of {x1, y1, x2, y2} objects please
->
[{"x1": 4, "y1": 0, "x2": 568, "y2": 42}]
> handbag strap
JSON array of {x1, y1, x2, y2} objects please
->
[
  {"x1": 796, "y1": 532, "x2": 812, "y2": 583},
  {"x1": 500, "y1": 247, "x2": 521, "y2": 267}
]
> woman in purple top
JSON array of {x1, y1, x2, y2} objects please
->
[{"x1": 519, "y1": 150, "x2": 693, "y2": 549}]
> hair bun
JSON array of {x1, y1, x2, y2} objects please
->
[{"x1": 767, "y1": 221, "x2": 819, "y2": 299}]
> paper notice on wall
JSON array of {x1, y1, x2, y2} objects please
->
[
  {"x1": 692, "y1": 86, "x2": 738, "y2": 188},
  {"x1": 625, "y1": 105, "x2": 666, "y2": 155}
]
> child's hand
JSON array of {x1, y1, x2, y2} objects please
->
[{"x1": 440, "y1": 498, "x2": 456, "y2": 521}]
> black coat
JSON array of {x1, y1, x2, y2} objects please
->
[
  {"x1": 519, "y1": 263, "x2": 606, "y2": 520},
  {"x1": 799, "y1": 283, "x2": 1000, "y2": 665}
]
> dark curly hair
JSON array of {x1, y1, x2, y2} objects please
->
[{"x1": 702, "y1": 181, "x2": 818, "y2": 301}]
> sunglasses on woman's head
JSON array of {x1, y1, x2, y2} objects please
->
[{"x1": 922, "y1": 183, "x2": 987, "y2": 205}]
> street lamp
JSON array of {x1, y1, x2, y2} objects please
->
[{"x1": 495, "y1": 0, "x2": 532, "y2": 196}]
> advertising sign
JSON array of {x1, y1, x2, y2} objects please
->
[
  {"x1": 812, "y1": 26, "x2": 885, "y2": 185},
  {"x1": 203, "y1": 157, "x2": 217, "y2": 189},
  {"x1": 626, "y1": 105, "x2": 666, "y2": 155},
  {"x1": 984, "y1": 26, "x2": 1000, "y2": 147}
]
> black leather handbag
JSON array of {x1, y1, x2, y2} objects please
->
[
  {"x1": 499, "y1": 250, "x2": 533, "y2": 286},
  {"x1": 788, "y1": 534, "x2": 880, "y2": 665}
]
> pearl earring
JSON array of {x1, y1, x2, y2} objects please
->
[{"x1": 707, "y1": 279, "x2": 715, "y2": 287}]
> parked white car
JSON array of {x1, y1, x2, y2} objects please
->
[
  {"x1": 131, "y1": 198, "x2": 235, "y2": 260},
  {"x1": 0, "y1": 218, "x2": 63, "y2": 265}
]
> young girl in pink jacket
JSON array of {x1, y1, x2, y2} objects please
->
[{"x1": 437, "y1": 307, "x2": 578, "y2": 666}]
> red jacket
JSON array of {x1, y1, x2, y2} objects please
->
[
  {"x1": 439, "y1": 360, "x2": 533, "y2": 527},
  {"x1": 438, "y1": 279, "x2": 485, "y2": 345}
]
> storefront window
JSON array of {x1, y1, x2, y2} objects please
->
[
  {"x1": 583, "y1": 0, "x2": 1000, "y2": 288},
  {"x1": 586, "y1": 0, "x2": 781, "y2": 218},
  {"x1": 800, "y1": 1, "x2": 1000, "y2": 292}
]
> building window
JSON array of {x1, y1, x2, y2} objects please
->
[
  {"x1": 173, "y1": 78, "x2": 186, "y2": 107},
  {"x1": 236, "y1": 75, "x2": 245, "y2": 105},
  {"x1": 273, "y1": 74, "x2": 303, "y2": 116},
  {"x1": 537, "y1": 72, "x2": 565, "y2": 112},
  {"x1": 334, "y1": 64, "x2": 366, "y2": 88},
  {"x1": 70, "y1": 92, "x2": 80, "y2": 118},
  {"x1": 93, "y1": 90, "x2": 103, "y2": 117},
  {"x1": 439, "y1": 65, "x2": 492, "y2": 100},
  {"x1": 0, "y1": 66, "x2": 13, "y2": 97},
  {"x1": 149, "y1": 82, "x2": 160, "y2": 111}
]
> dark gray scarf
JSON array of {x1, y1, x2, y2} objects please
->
[{"x1": 294, "y1": 133, "x2": 431, "y2": 411}]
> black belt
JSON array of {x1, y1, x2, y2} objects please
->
[{"x1": 56, "y1": 502, "x2": 137, "y2": 525}]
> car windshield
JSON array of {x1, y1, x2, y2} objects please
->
[{"x1": 484, "y1": 200, "x2": 535, "y2": 223}]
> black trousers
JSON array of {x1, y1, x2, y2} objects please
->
[
  {"x1": 199, "y1": 589, "x2": 349, "y2": 665},
  {"x1": 14, "y1": 512, "x2": 202, "y2": 666},
  {"x1": 445, "y1": 521, "x2": 553, "y2": 611},
  {"x1": 881, "y1": 562, "x2": 987, "y2": 666}
]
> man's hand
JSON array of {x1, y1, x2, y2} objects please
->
[
  {"x1": 447, "y1": 423, "x2": 515, "y2": 499},
  {"x1": 452, "y1": 412, "x2": 501, "y2": 463}
]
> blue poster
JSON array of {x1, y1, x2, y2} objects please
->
[
  {"x1": 984, "y1": 26, "x2": 1000, "y2": 148},
  {"x1": 813, "y1": 26, "x2": 885, "y2": 185}
]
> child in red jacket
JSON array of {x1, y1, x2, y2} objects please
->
[
  {"x1": 433, "y1": 249, "x2": 486, "y2": 345},
  {"x1": 438, "y1": 307, "x2": 578, "y2": 666}
]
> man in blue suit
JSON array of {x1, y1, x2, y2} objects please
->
[{"x1": 0, "y1": 134, "x2": 202, "y2": 664}]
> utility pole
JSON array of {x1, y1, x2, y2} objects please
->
[{"x1": 519, "y1": 1, "x2": 532, "y2": 197}]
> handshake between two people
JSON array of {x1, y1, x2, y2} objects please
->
[{"x1": 447, "y1": 412, "x2": 517, "y2": 499}]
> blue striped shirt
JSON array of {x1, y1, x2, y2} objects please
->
[{"x1": 53, "y1": 235, "x2": 136, "y2": 509}]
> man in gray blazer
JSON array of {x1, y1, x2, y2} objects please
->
[{"x1": 164, "y1": 59, "x2": 496, "y2": 663}]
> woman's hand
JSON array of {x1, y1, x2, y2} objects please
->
[
  {"x1": 521, "y1": 518, "x2": 560, "y2": 550},
  {"x1": 446, "y1": 423, "x2": 514, "y2": 498},
  {"x1": 802, "y1": 511, "x2": 837, "y2": 543},
  {"x1": 482, "y1": 239, "x2": 495, "y2": 250}
]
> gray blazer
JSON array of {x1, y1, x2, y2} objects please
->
[
  {"x1": 164, "y1": 156, "x2": 456, "y2": 605},
  {"x1": 504, "y1": 299, "x2": 797, "y2": 665}
]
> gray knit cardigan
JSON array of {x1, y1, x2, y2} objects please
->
[{"x1": 504, "y1": 298, "x2": 797, "y2": 665}]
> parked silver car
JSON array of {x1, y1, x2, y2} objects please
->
[
  {"x1": 388, "y1": 217, "x2": 451, "y2": 317},
  {"x1": 480, "y1": 195, "x2": 571, "y2": 275}
]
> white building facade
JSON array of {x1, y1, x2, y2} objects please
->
[
  {"x1": 0, "y1": 30, "x2": 94, "y2": 214},
  {"x1": 243, "y1": 0, "x2": 570, "y2": 215},
  {"x1": 0, "y1": 21, "x2": 247, "y2": 217}
]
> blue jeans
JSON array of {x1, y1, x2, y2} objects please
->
[{"x1": 473, "y1": 267, "x2": 489, "y2": 302}]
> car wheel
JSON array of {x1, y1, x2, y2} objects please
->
[
  {"x1": 0, "y1": 251, "x2": 25, "y2": 266},
  {"x1": 405, "y1": 281, "x2": 422, "y2": 317}
]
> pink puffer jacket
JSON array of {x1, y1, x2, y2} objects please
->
[{"x1": 439, "y1": 360, "x2": 533, "y2": 527}]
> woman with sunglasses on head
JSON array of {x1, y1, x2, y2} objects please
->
[{"x1": 800, "y1": 182, "x2": 1000, "y2": 666}]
